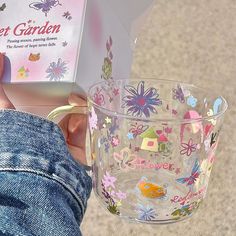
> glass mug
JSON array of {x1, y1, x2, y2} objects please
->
[{"x1": 47, "y1": 79, "x2": 228, "y2": 224}]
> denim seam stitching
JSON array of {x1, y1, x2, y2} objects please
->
[{"x1": 0, "y1": 168, "x2": 85, "y2": 218}]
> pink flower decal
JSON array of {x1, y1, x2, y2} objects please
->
[
  {"x1": 111, "y1": 135, "x2": 120, "y2": 147},
  {"x1": 93, "y1": 87, "x2": 105, "y2": 106},
  {"x1": 180, "y1": 138, "x2": 198, "y2": 156},
  {"x1": 102, "y1": 171, "x2": 117, "y2": 189},
  {"x1": 89, "y1": 107, "x2": 98, "y2": 134},
  {"x1": 164, "y1": 127, "x2": 173, "y2": 134}
]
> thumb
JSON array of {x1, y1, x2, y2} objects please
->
[
  {"x1": 68, "y1": 93, "x2": 87, "y2": 107},
  {"x1": 67, "y1": 93, "x2": 87, "y2": 148}
]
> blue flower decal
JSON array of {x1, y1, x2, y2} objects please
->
[
  {"x1": 122, "y1": 81, "x2": 162, "y2": 118},
  {"x1": 136, "y1": 204, "x2": 157, "y2": 221},
  {"x1": 46, "y1": 58, "x2": 67, "y2": 81},
  {"x1": 187, "y1": 95, "x2": 198, "y2": 108}
]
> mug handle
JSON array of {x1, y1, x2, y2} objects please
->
[
  {"x1": 47, "y1": 104, "x2": 88, "y2": 120},
  {"x1": 47, "y1": 105, "x2": 92, "y2": 171}
]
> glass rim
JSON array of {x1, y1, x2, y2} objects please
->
[{"x1": 87, "y1": 78, "x2": 228, "y2": 124}]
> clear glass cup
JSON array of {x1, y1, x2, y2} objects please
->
[{"x1": 48, "y1": 79, "x2": 228, "y2": 224}]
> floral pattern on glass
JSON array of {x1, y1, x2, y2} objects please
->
[
  {"x1": 122, "y1": 81, "x2": 162, "y2": 118},
  {"x1": 89, "y1": 107, "x2": 98, "y2": 134},
  {"x1": 136, "y1": 203, "x2": 158, "y2": 221},
  {"x1": 101, "y1": 171, "x2": 127, "y2": 215},
  {"x1": 171, "y1": 200, "x2": 202, "y2": 220},
  {"x1": 187, "y1": 95, "x2": 198, "y2": 108},
  {"x1": 93, "y1": 87, "x2": 105, "y2": 106},
  {"x1": 180, "y1": 138, "x2": 198, "y2": 156},
  {"x1": 173, "y1": 84, "x2": 185, "y2": 103}
]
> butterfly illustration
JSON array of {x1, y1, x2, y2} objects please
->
[
  {"x1": 0, "y1": 3, "x2": 6, "y2": 11},
  {"x1": 173, "y1": 84, "x2": 185, "y2": 103},
  {"x1": 176, "y1": 159, "x2": 201, "y2": 186},
  {"x1": 113, "y1": 148, "x2": 136, "y2": 170},
  {"x1": 129, "y1": 123, "x2": 149, "y2": 138},
  {"x1": 29, "y1": 0, "x2": 61, "y2": 17}
]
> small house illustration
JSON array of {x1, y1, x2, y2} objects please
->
[
  {"x1": 140, "y1": 127, "x2": 169, "y2": 153},
  {"x1": 140, "y1": 127, "x2": 159, "y2": 152},
  {"x1": 17, "y1": 66, "x2": 29, "y2": 79}
]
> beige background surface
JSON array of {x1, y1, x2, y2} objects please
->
[{"x1": 81, "y1": 1, "x2": 236, "y2": 235}]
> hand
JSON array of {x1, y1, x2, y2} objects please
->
[
  {"x1": 0, "y1": 53, "x2": 15, "y2": 109},
  {"x1": 58, "y1": 94, "x2": 88, "y2": 165},
  {"x1": 0, "y1": 53, "x2": 88, "y2": 165}
]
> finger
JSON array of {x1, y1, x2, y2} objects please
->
[
  {"x1": 68, "y1": 93, "x2": 87, "y2": 107},
  {"x1": 67, "y1": 93, "x2": 88, "y2": 151},
  {"x1": 58, "y1": 113, "x2": 87, "y2": 164},
  {"x1": 0, "y1": 53, "x2": 15, "y2": 110},
  {"x1": 67, "y1": 113, "x2": 87, "y2": 148},
  {"x1": 58, "y1": 94, "x2": 88, "y2": 164}
]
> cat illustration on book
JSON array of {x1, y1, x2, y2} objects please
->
[{"x1": 29, "y1": 53, "x2": 40, "y2": 62}]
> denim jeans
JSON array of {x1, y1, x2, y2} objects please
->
[{"x1": 0, "y1": 110, "x2": 92, "y2": 236}]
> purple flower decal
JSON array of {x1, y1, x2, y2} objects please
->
[
  {"x1": 110, "y1": 190, "x2": 116, "y2": 198},
  {"x1": 116, "y1": 190, "x2": 127, "y2": 200},
  {"x1": 180, "y1": 138, "x2": 198, "y2": 156},
  {"x1": 101, "y1": 182, "x2": 120, "y2": 215},
  {"x1": 122, "y1": 81, "x2": 162, "y2": 118},
  {"x1": 102, "y1": 171, "x2": 117, "y2": 189},
  {"x1": 46, "y1": 58, "x2": 67, "y2": 81},
  {"x1": 136, "y1": 204, "x2": 157, "y2": 221},
  {"x1": 173, "y1": 84, "x2": 185, "y2": 103}
]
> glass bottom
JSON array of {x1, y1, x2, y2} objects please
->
[
  {"x1": 94, "y1": 169, "x2": 203, "y2": 224},
  {"x1": 94, "y1": 190, "x2": 200, "y2": 224}
]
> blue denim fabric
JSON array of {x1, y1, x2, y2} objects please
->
[{"x1": 0, "y1": 110, "x2": 92, "y2": 236}]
